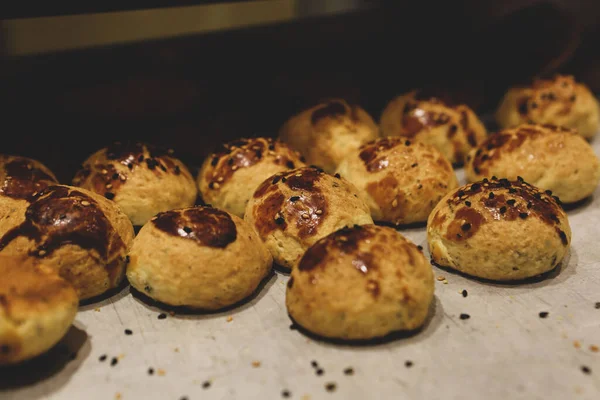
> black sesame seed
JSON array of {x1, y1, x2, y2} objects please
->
[
  {"x1": 461, "y1": 223, "x2": 471, "y2": 231},
  {"x1": 459, "y1": 313, "x2": 470, "y2": 320},
  {"x1": 545, "y1": 190, "x2": 553, "y2": 195},
  {"x1": 465, "y1": 201, "x2": 471, "y2": 207},
  {"x1": 281, "y1": 177, "x2": 287, "y2": 183},
  {"x1": 534, "y1": 193, "x2": 542, "y2": 199},
  {"x1": 488, "y1": 192, "x2": 495, "y2": 199},
  {"x1": 517, "y1": 176, "x2": 524, "y2": 182},
  {"x1": 405, "y1": 360, "x2": 413, "y2": 368},
  {"x1": 405, "y1": 140, "x2": 411, "y2": 146},
  {"x1": 112, "y1": 173, "x2": 119, "y2": 180},
  {"x1": 527, "y1": 202, "x2": 533, "y2": 209},
  {"x1": 286, "y1": 161, "x2": 295, "y2": 169},
  {"x1": 211, "y1": 157, "x2": 219, "y2": 166},
  {"x1": 105, "y1": 192, "x2": 115, "y2": 200},
  {"x1": 158, "y1": 313, "x2": 167, "y2": 320},
  {"x1": 99, "y1": 354, "x2": 107, "y2": 362},
  {"x1": 316, "y1": 368, "x2": 324, "y2": 376},
  {"x1": 159, "y1": 164, "x2": 167, "y2": 172},
  {"x1": 124, "y1": 329, "x2": 133, "y2": 335},
  {"x1": 519, "y1": 212, "x2": 528, "y2": 219},
  {"x1": 581, "y1": 366, "x2": 592, "y2": 375},
  {"x1": 146, "y1": 159, "x2": 158, "y2": 170},
  {"x1": 499, "y1": 206, "x2": 507, "y2": 214},
  {"x1": 275, "y1": 217, "x2": 285, "y2": 225},
  {"x1": 457, "y1": 190, "x2": 465, "y2": 197},
  {"x1": 272, "y1": 176, "x2": 281, "y2": 185},
  {"x1": 138, "y1": 155, "x2": 144, "y2": 162},
  {"x1": 282, "y1": 389, "x2": 291, "y2": 398},
  {"x1": 325, "y1": 383, "x2": 337, "y2": 392},
  {"x1": 344, "y1": 367, "x2": 354, "y2": 375},
  {"x1": 334, "y1": 173, "x2": 341, "y2": 178},
  {"x1": 471, "y1": 183, "x2": 481, "y2": 191},
  {"x1": 111, "y1": 357, "x2": 118, "y2": 366},
  {"x1": 174, "y1": 166, "x2": 181, "y2": 175},
  {"x1": 539, "y1": 312, "x2": 549, "y2": 318},
  {"x1": 411, "y1": 163, "x2": 418, "y2": 168},
  {"x1": 491, "y1": 176, "x2": 498, "y2": 180},
  {"x1": 482, "y1": 178, "x2": 489, "y2": 183},
  {"x1": 148, "y1": 368, "x2": 154, "y2": 375},
  {"x1": 290, "y1": 196, "x2": 300, "y2": 202},
  {"x1": 417, "y1": 245, "x2": 423, "y2": 251},
  {"x1": 311, "y1": 361, "x2": 319, "y2": 368},
  {"x1": 508, "y1": 188, "x2": 517, "y2": 193},
  {"x1": 595, "y1": 302, "x2": 600, "y2": 309},
  {"x1": 208, "y1": 182, "x2": 215, "y2": 189},
  {"x1": 462, "y1": 290, "x2": 468, "y2": 298},
  {"x1": 269, "y1": 144, "x2": 276, "y2": 151},
  {"x1": 202, "y1": 381, "x2": 211, "y2": 389},
  {"x1": 127, "y1": 163, "x2": 134, "y2": 170},
  {"x1": 183, "y1": 226, "x2": 192, "y2": 234},
  {"x1": 507, "y1": 199, "x2": 516, "y2": 206}
]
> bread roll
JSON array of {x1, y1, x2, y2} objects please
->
[
  {"x1": 286, "y1": 224, "x2": 433, "y2": 340},
  {"x1": 0, "y1": 256, "x2": 78, "y2": 365},
  {"x1": 244, "y1": 167, "x2": 373, "y2": 269},
  {"x1": 465, "y1": 124, "x2": 600, "y2": 203},
  {"x1": 198, "y1": 137, "x2": 305, "y2": 217},
  {"x1": 0, "y1": 155, "x2": 58, "y2": 201},
  {"x1": 380, "y1": 90, "x2": 487, "y2": 165},
  {"x1": 73, "y1": 142, "x2": 196, "y2": 226},
  {"x1": 495, "y1": 75, "x2": 600, "y2": 139},
  {"x1": 336, "y1": 137, "x2": 458, "y2": 224},
  {"x1": 279, "y1": 99, "x2": 380, "y2": 173},
  {"x1": 0, "y1": 185, "x2": 134, "y2": 299},
  {"x1": 127, "y1": 206, "x2": 272, "y2": 309},
  {"x1": 427, "y1": 177, "x2": 571, "y2": 281}
]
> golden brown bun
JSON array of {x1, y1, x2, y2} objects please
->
[
  {"x1": 495, "y1": 75, "x2": 600, "y2": 139},
  {"x1": 0, "y1": 155, "x2": 58, "y2": 201},
  {"x1": 73, "y1": 142, "x2": 197, "y2": 226},
  {"x1": 380, "y1": 90, "x2": 487, "y2": 165},
  {"x1": 279, "y1": 99, "x2": 380, "y2": 173},
  {"x1": 198, "y1": 138, "x2": 306, "y2": 218},
  {"x1": 127, "y1": 206, "x2": 272, "y2": 309},
  {"x1": 286, "y1": 224, "x2": 433, "y2": 340},
  {"x1": 244, "y1": 167, "x2": 373, "y2": 269},
  {"x1": 0, "y1": 185, "x2": 134, "y2": 300},
  {"x1": 427, "y1": 177, "x2": 571, "y2": 281},
  {"x1": 0, "y1": 255, "x2": 78, "y2": 365},
  {"x1": 465, "y1": 124, "x2": 600, "y2": 203},
  {"x1": 336, "y1": 137, "x2": 458, "y2": 224}
]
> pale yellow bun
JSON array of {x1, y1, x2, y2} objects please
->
[
  {"x1": 73, "y1": 142, "x2": 197, "y2": 226},
  {"x1": 465, "y1": 124, "x2": 600, "y2": 203},
  {"x1": 198, "y1": 137, "x2": 306, "y2": 218},
  {"x1": 336, "y1": 137, "x2": 458, "y2": 224},
  {"x1": 127, "y1": 206, "x2": 272, "y2": 310},
  {"x1": 286, "y1": 224, "x2": 433, "y2": 340},
  {"x1": 0, "y1": 185, "x2": 134, "y2": 300},
  {"x1": 0, "y1": 255, "x2": 78, "y2": 365},
  {"x1": 495, "y1": 75, "x2": 600, "y2": 139},
  {"x1": 279, "y1": 99, "x2": 380, "y2": 173},
  {"x1": 427, "y1": 177, "x2": 571, "y2": 281},
  {"x1": 380, "y1": 90, "x2": 487, "y2": 165},
  {"x1": 244, "y1": 167, "x2": 373, "y2": 269}
]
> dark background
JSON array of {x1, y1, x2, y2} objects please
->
[{"x1": 2, "y1": 0, "x2": 600, "y2": 181}]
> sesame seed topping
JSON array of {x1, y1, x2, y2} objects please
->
[
  {"x1": 290, "y1": 196, "x2": 300, "y2": 202},
  {"x1": 99, "y1": 354, "x2": 107, "y2": 362},
  {"x1": 462, "y1": 290, "x2": 468, "y2": 297},
  {"x1": 213, "y1": 182, "x2": 221, "y2": 189},
  {"x1": 106, "y1": 183, "x2": 112, "y2": 189},
  {"x1": 461, "y1": 223, "x2": 471, "y2": 231},
  {"x1": 392, "y1": 199, "x2": 398, "y2": 208},
  {"x1": 507, "y1": 199, "x2": 516, "y2": 206},
  {"x1": 302, "y1": 213, "x2": 310, "y2": 219},
  {"x1": 519, "y1": 212, "x2": 528, "y2": 219},
  {"x1": 539, "y1": 312, "x2": 549, "y2": 318},
  {"x1": 334, "y1": 173, "x2": 341, "y2": 179},
  {"x1": 459, "y1": 313, "x2": 470, "y2": 320},
  {"x1": 488, "y1": 192, "x2": 494, "y2": 199},
  {"x1": 81, "y1": 200, "x2": 90, "y2": 206},
  {"x1": 105, "y1": 192, "x2": 115, "y2": 200},
  {"x1": 315, "y1": 210, "x2": 323, "y2": 215},
  {"x1": 124, "y1": 329, "x2": 133, "y2": 335},
  {"x1": 344, "y1": 367, "x2": 354, "y2": 375},
  {"x1": 101, "y1": 169, "x2": 108, "y2": 175},
  {"x1": 465, "y1": 201, "x2": 471, "y2": 207},
  {"x1": 499, "y1": 206, "x2": 507, "y2": 214},
  {"x1": 217, "y1": 177, "x2": 224, "y2": 182},
  {"x1": 325, "y1": 383, "x2": 337, "y2": 392},
  {"x1": 272, "y1": 176, "x2": 281, "y2": 184},
  {"x1": 405, "y1": 360, "x2": 413, "y2": 367}
]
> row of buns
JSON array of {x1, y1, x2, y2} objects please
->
[{"x1": 1, "y1": 74, "x2": 598, "y2": 363}]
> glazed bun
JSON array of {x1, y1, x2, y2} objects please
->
[
  {"x1": 427, "y1": 177, "x2": 571, "y2": 281},
  {"x1": 0, "y1": 155, "x2": 58, "y2": 201},
  {"x1": 336, "y1": 137, "x2": 458, "y2": 225},
  {"x1": 244, "y1": 167, "x2": 373, "y2": 269},
  {"x1": 0, "y1": 256, "x2": 78, "y2": 365},
  {"x1": 380, "y1": 90, "x2": 487, "y2": 165},
  {"x1": 73, "y1": 142, "x2": 196, "y2": 226},
  {"x1": 466, "y1": 124, "x2": 600, "y2": 204},
  {"x1": 279, "y1": 99, "x2": 380, "y2": 173},
  {"x1": 495, "y1": 75, "x2": 600, "y2": 139},
  {"x1": 286, "y1": 224, "x2": 434, "y2": 340},
  {"x1": 0, "y1": 185, "x2": 134, "y2": 300},
  {"x1": 198, "y1": 138, "x2": 306, "y2": 217},
  {"x1": 127, "y1": 206, "x2": 272, "y2": 310}
]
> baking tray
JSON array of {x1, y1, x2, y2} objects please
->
[{"x1": 1, "y1": 136, "x2": 599, "y2": 400}]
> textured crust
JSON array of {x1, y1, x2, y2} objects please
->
[
  {"x1": 0, "y1": 255, "x2": 78, "y2": 365},
  {"x1": 465, "y1": 124, "x2": 600, "y2": 203},
  {"x1": 73, "y1": 142, "x2": 197, "y2": 226},
  {"x1": 126, "y1": 206, "x2": 272, "y2": 310},
  {"x1": 495, "y1": 75, "x2": 600, "y2": 139},
  {"x1": 0, "y1": 185, "x2": 135, "y2": 300},
  {"x1": 279, "y1": 99, "x2": 380, "y2": 173},
  {"x1": 336, "y1": 137, "x2": 458, "y2": 224},
  {"x1": 427, "y1": 177, "x2": 571, "y2": 281},
  {"x1": 380, "y1": 90, "x2": 487, "y2": 165},
  {"x1": 244, "y1": 167, "x2": 373, "y2": 269},
  {"x1": 197, "y1": 138, "x2": 306, "y2": 217},
  {"x1": 286, "y1": 224, "x2": 434, "y2": 340}
]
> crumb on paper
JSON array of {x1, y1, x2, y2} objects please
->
[
  {"x1": 301, "y1": 395, "x2": 311, "y2": 400},
  {"x1": 169, "y1": 311, "x2": 176, "y2": 317},
  {"x1": 94, "y1": 308, "x2": 100, "y2": 312},
  {"x1": 442, "y1": 279, "x2": 448, "y2": 284},
  {"x1": 174, "y1": 348, "x2": 180, "y2": 353},
  {"x1": 226, "y1": 316, "x2": 233, "y2": 322},
  {"x1": 252, "y1": 361, "x2": 261, "y2": 368},
  {"x1": 590, "y1": 345, "x2": 599, "y2": 352},
  {"x1": 115, "y1": 393, "x2": 122, "y2": 400},
  {"x1": 575, "y1": 386, "x2": 583, "y2": 394},
  {"x1": 436, "y1": 276, "x2": 445, "y2": 281},
  {"x1": 157, "y1": 369, "x2": 166, "y2": 376},
  {"x1": 574, "y1": 340, "x2": 581, "y2": 349}
]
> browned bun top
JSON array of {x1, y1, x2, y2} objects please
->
[
  {"x1": 309, "y1": 99, "x2": 361, "y2": 125},
  {"x1": 433, "y1": 177, "x2": 568, "y2": 245},
  {"x1": 203, "y1": 137, "x2": 304, "y2": 190},
  {"x1": 0, "y1": 185, "x2": 127, "y2": 280},
  {"x1": 468, "y1": 124, "x2": 573, "y2": 176},
  {"x1": 151, "y1": 206, "x2": 237, "y2": 248},
  {"x1": 252, "y1": 166, "x2": 337, "y2": 239},
  {"x1": 515, "y1": 75, "x2": 579, "y2": 117},
  {"x1": 72, "y1": 141, "x2": 188, "y2": 199},
  {"x1": 0, "y1": 155, "x2": 58, "y2": 201}
]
